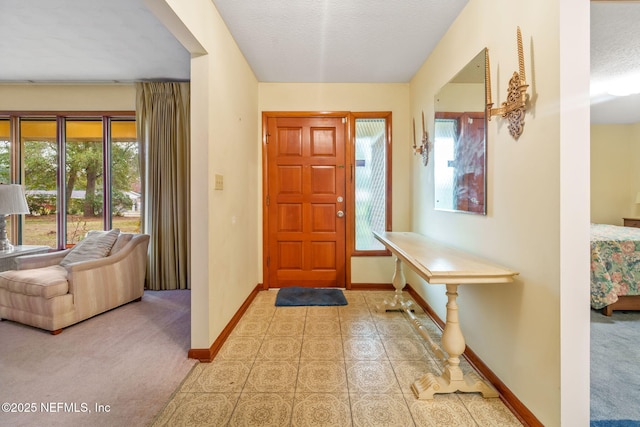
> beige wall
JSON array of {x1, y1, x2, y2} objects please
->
[
  {"x1": 0, "y1": 84, "x2": 136, "y2": 111},
  {"x1": 2, "y1": 0, "x2": 593, "y2": 423},
  {"x1": 147, "y1": 0, "x2": 261, "y2": 349},
  {"x1": 631, "y1": 123, "x2": 640, "y2": 208},
  {"x1": 258, "y1": 83, "x2": 412, "y2": 283},
  {"x1": 408, "y1": 0, "x2": 589, "y2": 425},
  {"x1": 591, "y1": 123, "x2": 640, "y2": 224},
  {"x1": 0, "y1": 0, "x2": 263, "y2": 353},
  {"x1": 435, "y1": 82, "x2": 485, "y2": 112}
]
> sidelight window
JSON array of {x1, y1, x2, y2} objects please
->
[{"x1": 352, "y1": 113, "x2": 392, "y2": 255}]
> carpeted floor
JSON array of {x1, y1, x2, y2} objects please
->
[
  {"x1": 0, "y1": 290, "x2": 196, "y2": 427},
  {"x1": 591, "y1": 309, "x2": 640, "y2": 422}
]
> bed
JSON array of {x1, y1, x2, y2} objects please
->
[{"x1": 591, "y1": 223, "x2": 640, "y2": 315}]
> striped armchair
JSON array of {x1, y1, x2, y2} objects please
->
[{"x1": 0, "y1": 233, "x2": 149, "y2": 334}]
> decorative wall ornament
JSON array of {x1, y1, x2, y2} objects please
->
[
  {"x1": 413, "y1": 111, "x2": 431, "y2": 166},
  {"x1": 486, "y1": 27, "x2": 529, "y2": 139}
]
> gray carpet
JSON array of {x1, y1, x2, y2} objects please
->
[
  {"x1": 591, "y1": 309, "x2": 640, "y2": 421},
  {"x1": 0, "y1": 290, "x2": 196, "y2": 427}
]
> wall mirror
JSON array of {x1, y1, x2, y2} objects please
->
[{"x1": 433, "y1": 49, "x2": 487, "y2": 215}]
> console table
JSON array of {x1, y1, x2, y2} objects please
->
[
  {"x1": 373, "y1": 231, "x2": 518, "y2": 399},
  {"x1": 0, "y1": 245, "x2": 50, "y2": 272}
]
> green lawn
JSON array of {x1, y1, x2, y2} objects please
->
[{"x1": 22, "y1": 215, "x2": 141, "y2": 247}]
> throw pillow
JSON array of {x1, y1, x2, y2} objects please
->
[
  {"x1": 110, "y1": 233, "x2": 133, "y2": 255},
  {"x1": 60, "y1": 228, "x2": 120, "y2": 267}
]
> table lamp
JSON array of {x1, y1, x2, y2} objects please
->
[{"x1": 0, "y1": 184, "x2": 30, "y2": 251}]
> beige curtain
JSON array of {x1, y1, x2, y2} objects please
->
[{"x1": 136, "y1": 82, "x2": 190, "y2": 290}]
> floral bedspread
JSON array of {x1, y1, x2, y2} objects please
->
[{"x1": 591, "y1": 223, "x2": 640, "y2": 309}]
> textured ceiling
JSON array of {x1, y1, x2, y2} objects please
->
[
  {"x1": 1, "y1": 1, "x2": 638, "y2": 124},
  {"x1": 210, "y1": 0, "x2": 469, "y2": 83},
  {"x1": 591, "y1": 2, "x2": 640, "y2": 124},
  {"x1": 0, "y1": 0, "x2": 190, "y2": 82},
  {"x1": 0, "y1": 0, "x2": 468, "y2": 84}
]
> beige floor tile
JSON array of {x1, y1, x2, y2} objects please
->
[
  {"x1": 216, "y1": 336, "x2": 263, "y2": 360},
  {"x1": 307, "y1": 306, "x2": 339, "y2": 317},
  {"x1": 341, "y1": 318, "x2": 378, "y2": 336},
  {"x1": 340, "y1": 295, "x2": 369, "y2": 307},
  {"x1": 383, "y1": 336, "x2": 431, "y2": 361},
  {"x1": 188, "y1": 359, "x2": 251, "y2": 393},
  {"x1": 350, "y1": 393, "x2": 414, "y2": 427},
  {"x1": 244, "y1": 304, "x2": 277, "y2": 320},
  {"x1": 258, "y1": 336, "x2": 303, "y2": 360},
  {"x1": 300, "y1": 336, "x2": 344, "y2": 360},
  {"x1": 342, "y1": 290, "x2": 368, "y2": 300},
  {"x1": 363, "y1": 294, "x2": 392, "y2": 307},
  {"x1": 406, "y1": 394, "x2": 477, "y2": 427},
  {"x1": 304, "y1": 317, "x2": 341, "y2": 336},
  {"x1": 292, "y1": 393, "x2": 352, "y2": 427},
  {"x1": 229, "y1": 393, "x2": 294, "y2": 427},
  {"x1": 274, "y1": 306, "x2": 308, "y2": 318},
  {"x1": 179, "y1": 363, "x2": 205, "y2": 392},
  {"x1": 296, "y1": 360, "x2": 348, "y2": 393},
  {"x1": 157, "y1": 392, "x2": 240, "y2": 427},
  {"x1": 244, "y1": 360, "x2": 299, "y2": 393},
  {"x1": 339, "y1": 307, "x2": 372, "y2": 320},
  {"x1": 232, "y1": 317, "x2": 270, "y2": 337},
  {"x1": 150, "y1": 391, "x2": 188, "y2": 426},
  {"x1": 458, "y1": 394, "x2": 523, "y2": 426},
  {"x1": 370, "y1": 309, "x2": 407, "y2": 322},
  {"x1": 375, "y1": 318, "x2": 420, "y2": 337},
  {"x1": 343, "y1": 336, "x2": 387, "y2": 360},
  {"x1": 253, "y1": 290, "x2": 278, "y2": 304},
  {"x1": 341, "y1": 303, "x2": 369, "y2": 313},
  {"x1": 155, "y1": 290, "x2": 522, "y2": 426},
  {"x1": 267, "y1": 319, "x2": 305, "y2": 336},
  {"x1": 346, "y1": 360, "x2": 402, "y2": 394}
]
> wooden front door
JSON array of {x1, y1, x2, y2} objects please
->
[{"x1": 264, "y1": 115, "x2": 346, "y2": 288}]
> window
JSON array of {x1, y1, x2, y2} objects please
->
[
  {"x1": 433, "y1": 118, "x2": 457, "y2": 211},
  {"x1": 0, "y1": 119, "x2": 9, "y2": 183},
  {"x1": 21, "y1": 119, "x2": 58, "y2": 247},
  {"x1": 65, "y1": 119, "x2": 105, "y2": 242},
  {"x1": 351, "y1": 113, "x2": 392, "y2": 255},
  {"x1": 0, "y1": 118, "x2": 12, "y2": 242},
  {"x1": 110, "y1": 120, "x2": 141, "y2": 234},
  {"x1": 1, "y1": 113, "x2": 139, "y2": 249}
]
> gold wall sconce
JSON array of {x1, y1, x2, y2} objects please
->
[
  {"x1": 486, "y1": 27, "x2": 529, "y2": 139},
  {"x1": 412, "y1": 111, "x2": 431, "y2": 166}
]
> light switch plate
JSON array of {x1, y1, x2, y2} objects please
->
[{"x1": 214, "y1": 174, "x2": 223, "y2": 190}]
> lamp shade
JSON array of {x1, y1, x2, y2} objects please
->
[
  {"x1": 636, "y1": 192, "x2": 640, "y2": 204},
  {"x1": 0, "y1": 184, "x2": 30, "y2": 215}
]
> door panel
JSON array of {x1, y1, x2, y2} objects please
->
[{"x1": 266, "y1": 115, "x2": 346, "y2": 288}]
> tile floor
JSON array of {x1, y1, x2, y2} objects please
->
[{"x1": 151, "y1": 290, "x2": 522, "y2": 426}]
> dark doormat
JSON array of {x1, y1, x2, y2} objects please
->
[
  {"x1": 590, "y1": 420, "x2": 640, "y2": 427},
  {"x1": 591, "y1": 421, "x2": 640, "y2": 427},
  {"x1": 275, "y1": 287, "x2": 348, "y2": 306}
]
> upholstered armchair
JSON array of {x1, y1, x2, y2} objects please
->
[{"x1": 0, "y1": 232, "x2": 150, "y2": 334}]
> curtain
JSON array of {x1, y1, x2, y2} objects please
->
[{"x1": 136, "y1": 82, "x2": 190, "y2": 290}]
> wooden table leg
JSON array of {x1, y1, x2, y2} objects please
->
[
  {"x1": 378, "y1": 256, "x2": 406, "y2": 311},
  {"x1": 411, "y1": 283, "x2": 498, "y2": 399}
]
